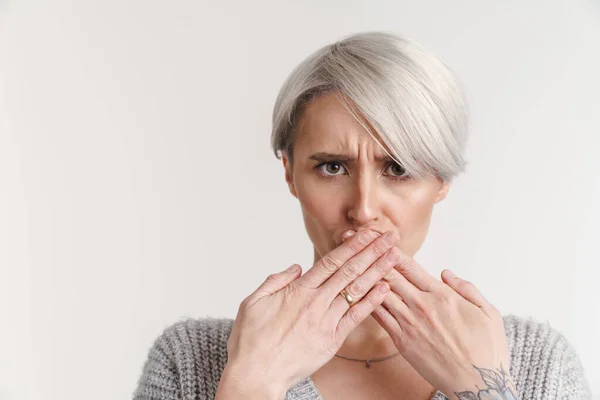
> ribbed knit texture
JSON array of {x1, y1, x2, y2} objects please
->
[{"x1": 133, "y1": 314, "x2": 592, "y2": 400}]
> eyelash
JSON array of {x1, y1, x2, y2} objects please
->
[{"x1": 314, "y1": 162, "x2": 410, "y2": 181}]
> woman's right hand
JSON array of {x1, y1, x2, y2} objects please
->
[{"x1": 223, "y1": 229, "x2": 400, "y2": 395}]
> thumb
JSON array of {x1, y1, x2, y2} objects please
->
[{"x1": 252, "y1": 264, "x2": 302, "y2": 298}]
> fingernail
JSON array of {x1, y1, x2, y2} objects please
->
[
  {"x1": 383, "y1": 231, "x2": 398, "y2": 246},
  {"x1": 359, "y1": 230, "x2": 377, "y2": 244},
  {"x1": 446, "y1": 270, "x2": 455, "y2": 278},
  {"x1": 341, "y1": 230, "x2": 356, "y2": 242},
  {"x1": 286, "y1": 264, "x2": 299, "y2": 272}
]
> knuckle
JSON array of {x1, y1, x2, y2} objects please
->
[
  {"x1": 347, "y1": 239, "x2": 364, "y2": 253},
  {"x1": 374, "y1": 255, "x2": 393, "y2": 274},
  {"x1": 370, "y1": 242, "x2": 388, "y2": 258},
  {"x1": 319, "y1": 255, "x2": 341, "y2": 274},
  {"x1": 286, "y1": 282, "x2": 303, "y2": 298},
  {"x1": 341, "y1": 262, "x2": 360, "y2": 280},
  {"x1": 346, "y1": 307, "x2": 363, "y2": 325},
  {"x1": 265, "y1": 273, "x2": 284, "y2": 286},
  {"x1": 346, "y1": 282, "x2": 364, "y2": 297},
  {"x1": 383, "y1": 268, "x2": 401, "y2": 281},
  {"x1": 373, "y1": 304, "x2": 387, "y2": 318},
  {"x1": 397, "y1": 258, "x2": 418, "y2": 273}
]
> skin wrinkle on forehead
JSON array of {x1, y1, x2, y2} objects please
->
[
  {"x1": 300, "y1": 107, "x2": 400, "y2": 170},
  {"x1": 309, "y1": 151, "x2": 396, "y2": 164}
]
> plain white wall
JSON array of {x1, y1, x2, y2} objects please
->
[{"x1": 1, "y1": 0, "x2": 599, "y2": 399}]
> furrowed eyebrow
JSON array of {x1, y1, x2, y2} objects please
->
[{"x1": 308, "y1": 152, "x2": 396, "y2": 163}]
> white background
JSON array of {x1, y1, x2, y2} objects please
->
[{"x1": 1, "y1": 1, "x2": 599, "y2": 399}]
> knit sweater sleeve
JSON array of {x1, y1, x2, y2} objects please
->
[
  {"x1": 133, "y1": 317, "x2": 234, "y2": 400},
  {"x1": 554, "y1": 331, "x2": 592, "y2": 400},
  {"x1": 501, "y1": 315, "x2": 592, "y2": 400},
  {"x1": 133, "y1": 322, "x2": 183, "y2": 400}
]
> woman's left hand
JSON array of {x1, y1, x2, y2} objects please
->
[{"x1": 372, "y1": 246, "x2": 519, "y2": 400}]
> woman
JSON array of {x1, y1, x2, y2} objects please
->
[{"x1": 133, "y1": 31, "x2": 591, "y2": 400}]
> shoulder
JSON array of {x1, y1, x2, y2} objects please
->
[
  {"x1": 501, "y1": 314, "x2": 592, "y2": 400},
  {"x1": 144, "y1": 316, "x2": 235, "y2": 366},
  {"x1": 133, "y1": 317, "x2": 235, "y2": 400},
  {"x1": 501, "y1": 313, "x2": 579, "y2": 360},
  {"x1": 160, "y1": 316, "x2": 235, "y2": 348}
]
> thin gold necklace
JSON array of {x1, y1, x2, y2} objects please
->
[
  {"x1": 333, "y1": 352, "x2": 439, "y2": 398},
  {"x1": 334, "y1": 351, "x2": 401, "y2": 369}
]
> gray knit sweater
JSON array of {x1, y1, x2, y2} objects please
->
[{"x1": 133, "y1": 314, "x2": 592, "y2": 400}]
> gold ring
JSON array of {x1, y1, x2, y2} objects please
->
[{"x1": 339, "y1": 289, "x2": 356, "y2": 307}]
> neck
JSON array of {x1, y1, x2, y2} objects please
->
[{"x1": 337, "y1": 316, "x2": 399, "y2": 359}]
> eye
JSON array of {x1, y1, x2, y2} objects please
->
[
  {"x1": 314, "y1": 162, "x2": 410, "y2": 181},
  {"x1": 386, "y1": 162, "x2": 409, "y2": 178},
  {"x1": 317, "y1": 162, "x2": 346, "y2": 176}
]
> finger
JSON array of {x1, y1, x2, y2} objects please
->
[
  {"x1": 370, "y1": 297, "x2": 403, "y2": 337},
  {"x1": 295, "y1": 229, "x2": 381, "y2": 289},
  {"x1": 326, "y1": 247, "x2": 400, "y2": 322},
  {"x1": 248, "y1": 264, "x2": 302, "y2": 300},
  {"x1": 335, "y1": 281, "x2": 390, "y2": 341},
  {"x1": 441, "y1": 269, "x2": 492, "y2": 312},
  {"x1": 382, "y1": 266, "x2": 420, "y2": 305},
  {"x1": 381, "y1": 290, "x2": 412, "y2": 327},
  {"x1": 318, "y1": 231, "x2": 398, "y2": 302},
  {"x1": 392, "y1": 247, "x2": 441, "y2": 292},
  {"x1": 341, "y1": 230, "x2": 357, "y2": 243}
]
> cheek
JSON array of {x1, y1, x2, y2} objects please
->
[
  {"x1": 392, "y1": 204, "x2": 433, "y2": 240},
  {"x1": 399, "y1": 184, "x2": 439, "y2": 218},
  {"x1": 403, "y1": 197, "x2": 435, "y2": 224},
  {"x1": 392, "y1": 190, "x2": 438, "y2": 252},
  {"x1": 295, "y1": 172, "x2": 342, "y2": 215},
  {"x1": 298, "y1": 185, "x2": 338, "y2": 220},
  {"x1": 296, "y1": 183, "x2": 341, "y2": 242}
]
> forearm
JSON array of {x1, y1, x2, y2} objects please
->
[{"x1": 215, "y1": 363, "x2": 288, "y2": 400}]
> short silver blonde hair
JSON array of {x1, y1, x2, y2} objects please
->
[{"x1": 270, "y1": 31, "x2": 470, "y2": 182}]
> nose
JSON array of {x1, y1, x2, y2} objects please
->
[{"x1": 346, "y1": 171, "x2": 380, "y2": 226}]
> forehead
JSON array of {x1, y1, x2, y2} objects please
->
[{"x1": 296, "y1": 92, "x2": 390, "y2": 156}]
